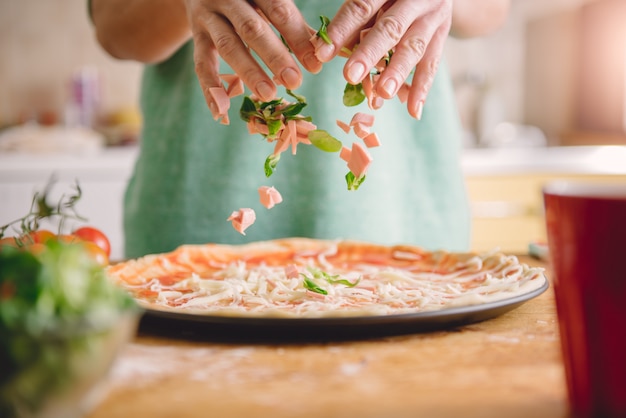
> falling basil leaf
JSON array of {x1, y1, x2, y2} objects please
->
[
  {"x1": 266, "y1": 119, "x2": 283, "y2": 137},
  {"x1": 239, "y1": 96, "x2": 258, "y2": 122},
  {"x1": 286, "y1": 89, "x2": 307, "y2": 104},
  {"x1": 264, "y1": 154, "x2": 280, "y2": 177},
  {"x1": 343, "y1": 83, "x2": 366, "y2": 107},
  {"x1": 316, "y1": 15, "x2": 332, "y2": 45},
  {"x1": 281, "y1": 102, "x2": 307, "y2": 119},
  {"x1": 301, "y1": 274, "x2": 328, "y2": 295},
  {"x1": 346, "y1": 172, "x2": 366, "y2": 191},
  {"x1": 308, "y1": 130, "x2": 342, "y2": 152}
]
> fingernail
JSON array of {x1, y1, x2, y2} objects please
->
[
  {"x1": 416, "y1": 100, "x2": 424, "y2": 120},
  {"x1": 381, "y1": 78, "x2": 397, "y2": 98},
  {"x1": 303, "y1": 53, "x2": 322, "y2": 74},
  {"x1": 316, "y1": 43, "x2": 335, "y2": 62},
  {"x1": 281, "y1": 67, "x2": 300, "y2": 89},
  {"x1": 256, "y1": 81, "x2": 275, "y2": 101},
  {"x1": 347, "y1": 62, "x2": 366, "y2": 84}
]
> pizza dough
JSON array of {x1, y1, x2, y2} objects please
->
[{"x1": 107, "y1": 238, "x2": 546, "y2": 318}]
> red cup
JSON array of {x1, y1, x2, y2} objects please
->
[{"x1": 544, "y1": 182, "x2": 626, "y2": 418}]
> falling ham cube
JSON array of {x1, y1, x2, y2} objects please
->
[
  {"x1": 258, "y1": 186, "x2": 283, "y2": 209},
  {"x1": 209, "y1": 86, "x2": 231, "y2": 124},
  {"x1": 347, "y1": 142, "x2": 372, "y2": 178},
  {"x1": 362, "y1": 132, "x2": 380, "y2": 148},
  {"x1": 336, "y1": 119, "x2": 351, "y2": 134},
  {"x1": 339, "y1": 146, "x2": 352, "y2": 163},
  {"x1": 219, "y1": 74, "x2": 245, "y2": 98},
  {"x1": 227, "y1": 208, "x2": 256, "y2": 235},
  {"x1": 350, "y1": 112, "x2": 375, "y2": 128}
]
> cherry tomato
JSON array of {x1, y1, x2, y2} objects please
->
[
  {"x1": 27, "y1": 229, "x2": 56, "y2": 244},
  {"x1": 72, "y1": 227, "x2": 111, "y2": 257},
  {"x1": 26, "y1": 242, "x2": 47, "y2": 255},
  {"x1": 81, "y1": 241, "x2": 109, "y2": 266},
  {"x1": 56, "y1": 234, "x2": 81, "y2": 244},
  {"x1": 0, "y1": 236, "x2": 21, "y2": 249}
]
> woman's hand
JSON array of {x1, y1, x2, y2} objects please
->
[
  {"x1": 315, "y1": 0, "x2": 454, "y2": 119},
  {"x1": 185, "y1": 0, "x2": 322, "y2": 109}
]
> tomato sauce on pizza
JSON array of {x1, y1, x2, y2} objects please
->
[{"x1": 106, "y1": 238, "x2": 546, "y2": 318}]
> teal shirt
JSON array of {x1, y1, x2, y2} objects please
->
[{"x1": 124, "y1": 3, "x2": 470, "y2": 258}]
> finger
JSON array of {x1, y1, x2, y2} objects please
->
[
  {"x1": 373, "y1": 5, "x2": 443, "y2": 99},
  {"x1": 406, "y1": 22, "x2": 450, "y2": 119},
  {"x1": 223, "y1": 3, "x2": 304, "y2": 91},
  {"x1": 255, "y1": 0, "x2": 323, "y2": 74},
  {"x1": 316, "y1": 0, "x2": 386, "y2": 63},
  {"x1": 200, "y1": 12, "x2": 277, "y2": 101},
  {"x1": 192, "y1": 31, "x2": 226, "y2": 117}
]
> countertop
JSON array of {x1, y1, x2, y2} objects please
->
[
  {"x1": 88, "y1": 256, "x2": 568, "y2": 418},
  {"x1": 1, "y1": 145, "x2": 626, "y2": 178}
]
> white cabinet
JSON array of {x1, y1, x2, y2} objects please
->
[{"x1": 0, "y1": 147, "x2": 138, "y2": 261}]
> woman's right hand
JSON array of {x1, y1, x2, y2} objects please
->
[{"x1": 184, "y1": 0, "x2": 323, "y2": 111}]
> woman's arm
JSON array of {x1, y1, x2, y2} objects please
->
[
  {"x1": 90, "y1": 0, "x2": 190, "y2": 64},
  {"x1": 451, "y1": 0, "x2": 511, "y2": 39}
]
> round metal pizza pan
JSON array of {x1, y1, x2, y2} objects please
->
[{"x1": 137, "y1": 276, "x2": 549, "y2": 343}]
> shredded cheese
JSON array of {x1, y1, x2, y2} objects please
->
[{"x1": 112, "y1": 243, "x2": 546, "y2": 318}]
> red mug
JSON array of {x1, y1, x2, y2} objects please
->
[{"x1": 544, "y1": 182, "x2": 626, "y2": 418}]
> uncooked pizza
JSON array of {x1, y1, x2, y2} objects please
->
[{"x1": 106, "y1": 238, "x2": 546, "y2": 318}]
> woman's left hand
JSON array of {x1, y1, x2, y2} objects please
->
[{"x1": 315, "y1": 0, "x2": 453, "y2": 119}]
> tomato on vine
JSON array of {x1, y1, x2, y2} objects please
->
[{"x1": 73, "y1": 226, "x2": 111, "y2": 258}]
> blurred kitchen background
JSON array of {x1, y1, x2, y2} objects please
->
[{"x1": 1, "y1": 0, "x2": 625, "y2": 259}]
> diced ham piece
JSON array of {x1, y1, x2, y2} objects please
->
[
  {"x1": 219, "y1": 74, "x2": 245, "y2": 98},
  {"x1": 362, "y1": 132, "x2": 380, "y2": 148},
  {"x1": 226, "y1": 208, "x2": 256, "y2": 235},
  {"x1": 248, "y1": 119, "x2": 270, "y2": 136},
  {"x1": 208, "y1": 87, "x2": 231, "y2": 124},
  {"x1": 347, "y1": 142, "x2": 373, "y2": 178},
  {"x1": 339, "y1": 146, "x2": 352, "y2": 163},
  {"x1": 397, "y1": 82, "x2": 410, "y2": 104},
  {"x1": 258, "y1": 186, "x2": 283, "y2": 209},
  {"x1": 310, "y1": 34, "x2": 328, "y2": 61},
  {"x1": 287, "y1": 119, "x2": 298, "y2": 155},
  {"x1": 361, "y1": 73, "x2": 373, "y2": 102},
  {"x1": 284, "y1": 264, "x2": 300, "y2": 279},
  {"x1": 273, "y1": 137, "x2": 290, "y2": 155},
  {"x1": 336, "y1": 119, "x2": 351, "y2": 134},
  {"x1": 350, "y1": 112, "x2": 375, "y2": 128},
  {"x1": 353, "y1": 123, "x2": 370, "y2": 139},
  {"x1": 295, "y1": 120, "x2": 317, "y2": 136}
]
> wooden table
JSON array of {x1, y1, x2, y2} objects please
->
[{"x1": 89, "y1": 257, "x2": 568, "y2": 418}]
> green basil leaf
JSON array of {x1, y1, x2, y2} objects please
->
[
  {"x1": 264, "y1": 154, "x2": 280, "y2": 178},
  {"x1": 346, "y1": 172, "x2": 366, "y2": 191},
  {"x1": 327, "y1": 277, "x2": 361, "y2": 287},
  {"x1": 281, "y1": 102, "x2": 307, "y2": 119},
  {"x1": 316, "y1": 15, "x2": 332, "y2": 45},
  {"x1": 301, "y1": 274, "x2": 328, "y2": 295},
  {"x1": 286, "y1": 89, "x2": 307, "y2": 104},
  {"x1": 239, "y1": 96, "x2": 258, "y2": 122},
  {"x1": 266, "y1": 119, "x2": 283, "y2": 137},
  {"x1": 308, "y1": 130, "x2": 342, "y2": 152},
  {"x1": 343, "y1": 83, "x2": 366, "y2": 107},
  {"x1": 260, "y1": 98, "x2": 284, "y2": 111}
]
